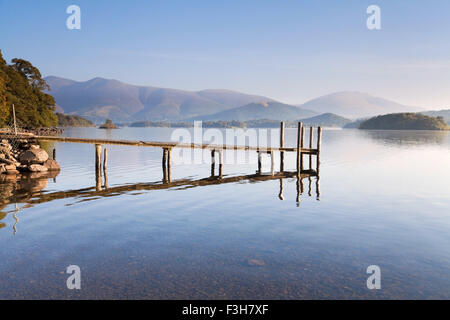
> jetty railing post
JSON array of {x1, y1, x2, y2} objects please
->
[
  {"x1": 279, "y1": 121, "x2": 285, "y2": 172},
  {"x1": 296, "y1": 122, "x2": 302, "y2": 175},
  {"x1": 316, "y1": 126, "x2": 322, "y2": 174},
  {"x1": 257, "y1": 151, "x2": 262, "y2": 174},
  {"x1": 309, "y1": 127, "x2": 314, "y2": 169},
  {"x1": 270, "y1": 150, "x2": 275, "y2": 176},
  {"x1": 218, "y1": 150, "x2": 223, "y2": 178},
  {"x1": 103, "y1": 148, "x2": 108, "y2": 172},
  {"x1": 300, "y1": 126, "x2": 305, "y2": 171},
  {"x1": 211, "y1": 150, "x2": 216, "y2": 177},
  {"x1": 167, "y1": 148, "x2": 172, "y2": 183},
  {"x1": 95, "y1": 144, "x2": 102, "y2": 191},
  {"x1": 95, "y1": 144, "x2": 102, "y2": 174},
  {"x1": 162, "y1": 148, "x2": 167, "y2": 183}
]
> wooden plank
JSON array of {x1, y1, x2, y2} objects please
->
[
  {"x1": 296, "y1": 122, "x2": 302, "y2": 174},
  {"x1": 280, "y1": 121, "x2": 285, "y2": 172}
]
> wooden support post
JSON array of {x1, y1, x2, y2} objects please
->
[
  {"x1": 270, "y1": 150, "x2": 275, "y2": 176},
  {"x1": 103, "y1": 148, "x2": 108, "y2": 172},
  {"x1": 53, "y1": 148, "x2": 56, "y2": 161},
  {"x1": 296, "y1": 122, "x2": 302, "y2": 175},
  {"x1": 316, "y1": 126, "x2": 322, "y2": 174},
  {"x1": 309, "y1": 127, "x2": 314, "y2": 169},
  {"x1": 211, "y1": 150, "x2": 216, "y2": 177},
  {"x1": 95, "y1": 144, "x2": 102, "y2": 173},
  {"x1": 296, "y1": 176, "x2": 301, "y2": 206},
  {"x1": 167, "y1": 148, "x2": 172, "y2": 183},
  {"x1": 162, "y1": 148, "x2": 167, "y2": 183},
  {"x1": 279, "y1": 121, "x2": 285, "y2": 172},
  {"x1": 257, "y1": 151, "x2": 262, "y2": 174},
  {"x1": 218, "y1": 150, "x2": 223, "y2": 178},
  {"x1": 300, "y1": 126, "x2": 305, "y2": 171}
]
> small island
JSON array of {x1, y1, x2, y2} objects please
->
[
  {"x1": 359, "y1": 113, "x2": 450, "y2": 130},
  {"x1": 99, "y1": 119, "x2": 119, "y2": 129}
]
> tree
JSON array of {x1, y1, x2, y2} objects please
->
[{"x1": 0, "y1": 49, "x2": 57, "y2": 128}]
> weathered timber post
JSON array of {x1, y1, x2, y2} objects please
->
[
  {"x1": 257, "y1": 151, "x2": 262, "y2": 174},
  {"x1": 95, "y1": 144, "x2": 102, "y2": 173},
  {"x1": 300, "y1": 126, "x2": 305, "y2": 171},
  {"x1": 103, "y1": 148, "x2": 108, "y2": 172},
  {"x1": 296, "y1": 122, "x2": 302, "y2": 175},
  {"x1": 296, "y1": 176, "x2": 301, "y2": 206},
  {"x1": 211, "y1": 150, "x2": 216, "y2": 177},
  {"x1": 279, "y1": 121, "x2": 285, "y2": 172},
  {"x1": 167, "y1": 148, "x2": 172, "y2": 183},
  {"x1": 53, "y1": 149, "x2": 56, "y2": 161},
  {"x1": 270, "y1": 150, "x2": 275, "y2": 176},
  {"x1": 218, "y1": 150, "x2": 223, "y2": 178},
  {"x1": 309, "y1": 127, "x2": 314, "y2": 169},
  {"x1": 316, "y1": 126, "x2": 322, "y2": 174},
  {"x1": 162, "y1": 148, "x2": 168, "y2": 183}
]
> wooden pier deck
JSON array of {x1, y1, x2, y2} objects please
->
[{"x1": 1, "y1": 122, "x2": 322, "y2": 184}]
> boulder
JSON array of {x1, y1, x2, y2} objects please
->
[
  {"x1": 27, "y1": 164, "x2": 48, "y2": 173},
  {"x1": 19, "y1": 148, "x2": 49, "y2": 164},
  {"x1": 43, "y1": 159, "x2": 60, "y2": 171}
]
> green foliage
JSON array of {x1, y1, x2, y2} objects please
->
[
  {"x1": 56, "y1": 113, "x2": 95, "y2": 127},
  {"x1": 359, "y1": 113, "x2": 450, "y2": 130},
  {"x1": 0, "y1": 49, "x2": 57, "y2": 128}
]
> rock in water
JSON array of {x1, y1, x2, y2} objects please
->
[
  {"x1": 27, "y1": 164, "x2": 49, "y2": 173},
  {"x1": 19, "y1": 149, "x2": 49, "y2": 164},
  {"x1": 43, "y1": 159, "x2": 60, "y2": 171}
]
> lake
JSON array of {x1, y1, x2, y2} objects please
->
[{"x1": 0, "y1": 127, "x2": 449, "y2": 299}]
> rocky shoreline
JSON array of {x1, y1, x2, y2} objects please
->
[{"x1": 0, "y1": 138, "x2": 60, "y2": 175}]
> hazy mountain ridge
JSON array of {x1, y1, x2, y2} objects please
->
[
  {"x1": 188, "y1": 101, "x2": 317, "y2": 121},
  {"x1": 45, "y1": 76, "x2": 433, "y2": 124},
  {"x1": 45, "y1": 76, "x2": 276, "y2": 122},
  {"x1": 297, "y1": 92, "x2": 424, "y2": 119}
]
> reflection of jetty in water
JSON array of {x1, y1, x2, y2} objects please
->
[
  {"x1": 1, "y1": 122, "x2": 322, "y2": 234},
  {"x1": 0, "y1": 167, "x2": 320, "y2": 234}
]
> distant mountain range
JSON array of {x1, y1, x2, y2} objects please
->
[
  {"x1": 45, "y1": 76, "x2": 428, "y2": 123},
  {"x1": 45, "y1": 76, "x2": 275, "y2": 123},
  {"x1": 296, "y1": 92, "x2": 423, "y2": 119},
  {"x1": 189, "y1": 101, "x2": 317, "y2": 121}
]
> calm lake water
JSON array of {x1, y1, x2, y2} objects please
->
[{"x1": 0, "y1": 127, "x2": 449, "y2": 299}]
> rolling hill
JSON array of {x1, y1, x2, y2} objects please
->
[
  {"x1": 298, "y1": 92, "x2": 423, "y2": 119},
  {"x1": 189, "y1": 101, "x2": 317, "y2": 121},
  {"x1": 359, "y1": 113, "x2": 450, "y2": 130},
  {"x1": 44, "y1": 76, "x2": 276, "y2": 122},
  {"x1": 299, "y1": 113, "x2": 352, "y2": 127}
]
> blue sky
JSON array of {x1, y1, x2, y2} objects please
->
[{"x1": 1, "y1": 0, "x2": 450, "y2": 107}]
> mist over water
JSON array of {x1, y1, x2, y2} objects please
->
[{"x1": 0, "y1": 128, "x2": 449, "y2": 299}]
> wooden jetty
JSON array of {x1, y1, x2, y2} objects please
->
[{"x1": 1, "y1": 122, "x2": 322, "y2": 194}]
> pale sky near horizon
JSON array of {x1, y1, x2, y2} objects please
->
[{"x1": 1, "y1": 0, "x2": 450, "y2": 108}]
